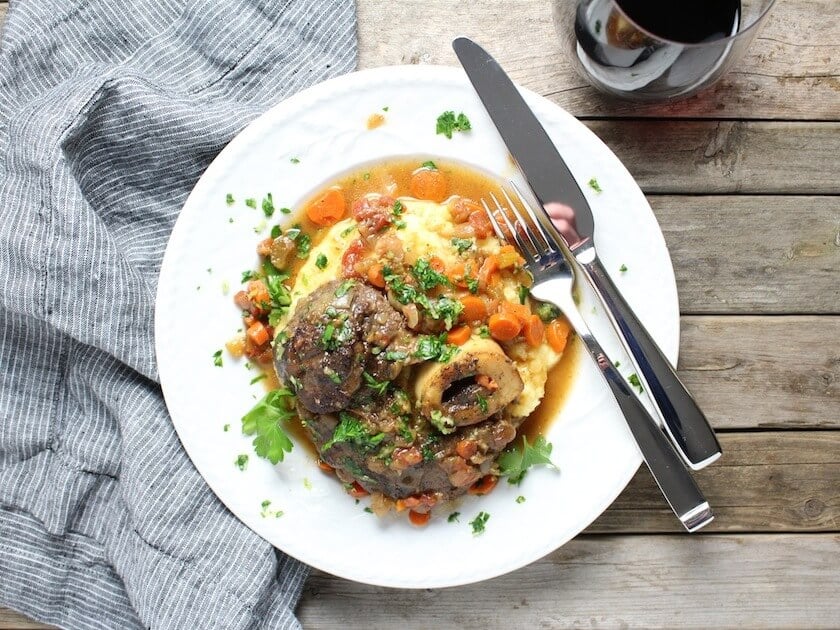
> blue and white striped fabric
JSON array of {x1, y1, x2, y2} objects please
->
[{"x1": 0, "y1": 1, "x2": 356, "y2": 628}]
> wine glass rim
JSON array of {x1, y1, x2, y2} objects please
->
[{"x1": 612, "y1": 0, "x2": 778, "y2": 48}]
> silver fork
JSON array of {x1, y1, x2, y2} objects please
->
[{"x1": 483, "y1": 185, "x2": 714, "y2": 532}]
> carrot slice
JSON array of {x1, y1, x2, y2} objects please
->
[
  {"x1": 317, "y1": 459, "x2": 335, "y2": 474},
  {"x1": 523, "y1": 314, "x2": 545, "y2": 348},
  {"x1": 409, "y1": 168, "x2": 447, "y2": 202},
  {"x1": 500, "y1": 301, "x2": 531, "y2": 326},
  {"x1": 246, "y1": 321, "x2": 270, "y2": 346},
  {"x1": 366, "y1": 263, "x2": 386, "y2": 288},
  {"x1": 468, "y1": 475, "x2": 498, "y2": 496},
  {"x1": 488, "y1": 312, "x2": 521, "y2": 341},
  {"x1": 460, "y1": 295, "x2": 488, "y2": 322},
  {"x1": 428, "y1": 256, "x2": 446, "y2": 274},
  {"x1": 306, "y1": 188, "x2": 346, "y2": 226},
  {"x1": 546, "y1": 318, "x2": 572, "y2": 353},
  {"x1": 446, "y1": 325, "x2": 471, "y2": 346},
  {"x1": 349, "y1": 481, "x2": 369, "y2": 498},
  {"x1": 408, "y1": 510, "x2": 431, "y2": 526}
]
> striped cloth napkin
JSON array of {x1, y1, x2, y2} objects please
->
[{"x1": 0, "y1": 1, "x2": 356, "y2": 628}]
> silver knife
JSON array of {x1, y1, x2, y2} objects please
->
[{"x1": 453, "y1": 36, "x2": 721, "y2": 470}]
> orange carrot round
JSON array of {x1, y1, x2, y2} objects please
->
[
  {"x1": 306, "y1": 188, "x2": 346, "y2": 226},
  {"x1": 546, "y1": 318, "x2": 571, "y2": 353},
  {"x1": 488, "y1": 312, "x2": 521, "y2": 341},
  {"x1": 468, "y1": 475, "x2": 498, "y2": 496},
  {"x1": 446, "y1": 325, "x2": 471, "y2": 346},
  {"x1": 460, "y1": 295, "x2": 488, "y2": 322},
  {"x1": 523, "y1": 314, "x2": 545, "y2": 348},
  {"x1": 428, "y1": 256, "x2": 446, "y2": 274},
  {"x1": 366, "y1": 263, "x2": 386, "y2": 288},
  {"x1": 410, "y1": 168, "x2": 447, "y2": 202},
  {"x1": 408, "y1": 510, "x2": 431, "y2": 526}
]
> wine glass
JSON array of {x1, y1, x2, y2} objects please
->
[{"x1": 553, "y1": 0, "x2": 777, "y2": 101}]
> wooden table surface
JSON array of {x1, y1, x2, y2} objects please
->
[{"x1": 1, "y1": 1, "x2": 838, "y2": 628}]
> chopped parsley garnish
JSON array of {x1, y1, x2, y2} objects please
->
[
  {"x1": 420, "y1": 435, "x2": 439, "y2": 462},
  {"x1": 447, "y1": 512, "x2": 460, "y2": 523},
  {"x1": 223, "y1": 423, "x2": 230, "y2": 432},
  {"x1": 260, "y1": 500, "x2": 283, "y2": 519},
  {"x1": 265, "y1": 273, "x2": 292, "y2": 314},
  {"x1": 628, "y1": 373, "x2": 644, "y2": 393},
  {"x1": 414, "y1": 333, "x2": 459, "y2": 363},
  {"x1": 362, "y1": 172, "x2": 371, "y2": 181},
  {"x1": 425, "y1": 296, "x2": 463, "y2": 329},
  {"x1": 451, "y1": 237, "x2": 474, "y2": 254},
  {"x1": 234, "y1": 453, "x2": 249, "y2": 471},
  {"x1": 290, "y1": 157, "x2": 300, "y2": 164},
  {"x1": 319, "y1": 322, "x2": 352, "y2": 351},
  {"x1": 614, "y1": 360, "x2": 621, "y2": 368},
  {"x1": 270, "y1": 225, "x2": 281, "y2": 239},
  {"x1": 396, "y1": 418, "x2": 414, "y2": 442},
  {"x1": 429, "y1": 409, "x2": 456, "y2": 434},
  {"x1": 382, "y1": 106, "x2": 389, "y2": 112},
  {"x1": 245, "y1": 197, "x2": 257, "y2": 209},
  {"x1": 340, "y1": 224, "x2": 357, "y2": 238},
  {"x1": 476, "y1": 394, "x2": 488, "y2": 413},
  {"x1": 466, "y1": 277, "x2": 479, "y2": 294},
  {"x1": 588, "y1": 177, "x2": 603, "y2": 194},
  {"x1": 436, "y1": 110, "x2": 472, "y2": 139},
  {"x1": 325, "y1": 368, "x2": 341, "y2": 384},
  {"x1": 262, "y1": 193, "x2": 275, "y2": 217},
  {"x1": 392, "y1": 200, "x2": 404, "y2": 215},
  {"x1": 225, "y1": 193, "x2": 235, "y2": 206},
  {"x1": 281, "y1": 207, "x2": 291, "y2": 214},
  {"x1": 385, "y1": 350, "x2": 408, "y2": 361},
  {"x1": 241, "y1": 270, "x2": 257, "y2": 283},
  {"x1": 250, "y1": 373, "x2": 267, "y2": 385},
  {"x1": 410, "y1": 258, "x2": 450, "y2": 291},
  {"x1": 241, "y1": 388, "x2": 296, "y2": 464},
  {"x1": 315, "y1": 253, "x2": 329, "y2": 270},
  {"x1": 498, "y1": 436, "x2": 556, "y2": 485},
  {"x1": 469, "y1": 511, "x2": 490, "y2": 535},
  {"x1": 518, "y1": 285, "x2": 530, "y2": 305},
  {"x1": 212, "y1": 349, "x2": 223, "y2": 367},
  {"x1": 477, "y1": 325, "x2": 490, "y2": 338},
  {"x1": 322, "y1": 412, "x2": 385, "y2": 451},
  {"x1": 294, "y1": 232, "x2": 311, "y2": 258},
  {"x1": 362, "y1": 372, "x2": 390, "y2": 396},
  {"x1": 335, "y1": 279, "x2": 355, "y2": 297},
  {"x1": 363, "y1": 507, "x2": 373, "y2": 514},
  {"x1": 619, "y1": 263, "x2": 628, "y2": 272},
  {"x1": 516, "y1": 495, "x2": 526, "y2": 504},
  {"x1": 535, "y1": 302, "x2": 561, "y2": 323},
  {"x1": 421, "y1": 160, "x2": 437, "y2": 170}
]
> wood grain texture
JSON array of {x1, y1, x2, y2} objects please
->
[
  {"x1": 589, "y1": 431, "x2": 840, "y2": 532},
  {"x1": 678, "y1": 316, "x2": 840, "y2": 429},
  {"x1": 654, "y1": 196, "x2": 840, "y2": 313},
  {"x1": 0, "y1": 608, "x2": 51, "y2": 630},
  {"x1": 585, "y1": 120, "x2": 840, "y2": 194},
  {"x1": 356, "y1": 0, "x2": 840, "y2": 120},
  {"x1": 298, "y1": 534, "x2": 840, "y2": 629}
]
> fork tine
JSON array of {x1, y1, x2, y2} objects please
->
[
  {"x1": 486, "y1": 193, "x2": 537, "y2": 261},
  {"x1": 481, "y1": 198, "x2": 507, "y2": 242},
  {"x1": 508, "y1": 181, "x2": 563, "y2": 254},
  {"x1": 499, "y1": 187, "x2": 550, "y2": 256}
]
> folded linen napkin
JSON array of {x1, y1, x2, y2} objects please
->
[{"x1": 0, "y1": 1, "x2": 356, "y2": 627}]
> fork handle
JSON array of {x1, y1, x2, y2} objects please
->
[
  {"x1": 579, "y1": 253, "x2": 722, "y2": 470},
  {"x1": 560, "y1": 303, "x2": 714, "y2": 532}
]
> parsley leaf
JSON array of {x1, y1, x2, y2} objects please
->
[
  {"x1": 212, "y1": 349, "x2": 223, "y2": 367},
  {"x1": 497, "y1": 436, "x2": 556, "y2": 485},
  {"x1": 363, "y1": 371, "x2": 390, "y2": 396},
  {"x1": 245, "y1": 197, "x2": 257, "y2": 209},
  {"x1": 414, "y1": 333, "x2": 458, "y2": 363},
  {"x1": 588, "y1": 177, "x2": 603, "y2": 194},
  {"x1": 241, "y1": 389, "x2": 296, "y2": 464},
  {"x1": 410, "y1": 258, "x2": 450, "y2": 291},
  {"x1": 385, "y1": 350, "x2": 407, "y2": 361},
  {"x1": 466, "y1": 276, "x2": 479, "y2": 294},
  {"x1": 250, "y1": 373, "x2": 267, "y2": 385},
  {"x1": 241, "y1": 270, "x2": 257, "y2": 283},
  {"x1": 290, "y1": 157, "x2": 300, "y2": 164},
  {"x1": 469, "y1": 511, "x2": 490, "y2": 535},
  {"x1": 262, "y1": 193, "x2": 275, "y2": 217},
  {"x1": 234, "y1": 454, "x2": 249, "y2": 470},
  {"x1": 322, "y1": 412, "x2": 385, "y2": 451},
  {"x1": 518, "y1": 285, "x2": 530, "y2": 305},
  {"x1": 451, "y1": 237, "x2": 474, "y2": 254},
  {"x1": 315, "y1": 253, "x2": 329, "y2": 270},
  {"x1": 335, "y1": 279, "x2": 355, "y2": 297},
  {"x1": 429, "y1": 409, "x2": 456, "y2": 434},
  {"x1": 516, "y1": 495, "x2": 526, "y2": 504},
  {"x1": 225, "y1": 193, "x2": 235, "y2": 206},
  {"x1": 421, "y1": 160, "x2": 437, "y2": 169},
  {"x1": 436, "y1": 110, "x2": 472, "y2": 139},
  {"x1": 477, "y1": 325, "x2": 490, "y2": 339},
  {"x1": 476, "y1": 393, "x2": 488, "y2": 413},
  {"x1": 628, "y1": 373, "x2": 644, "y2": 393},
  {"x1": 535, "y1": 302, "x2": 561, "y2": 323},
  {"x1": 619, "y1": 263, "x2": 628, "y2": 273},
  {"x1": 447, "y1": 512, "x2": 460, "y2": 523}
]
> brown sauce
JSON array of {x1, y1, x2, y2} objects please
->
[{"x1": 263, "y1": 157, "x2": 581, "y2": 458}]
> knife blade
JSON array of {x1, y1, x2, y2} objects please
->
[{"x1": 453, "y1": 36, "x2": 721, "y2": 470}]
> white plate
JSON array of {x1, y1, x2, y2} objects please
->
[{"x1": 155, "y1": 65, "x2": 679, "y2": 589}]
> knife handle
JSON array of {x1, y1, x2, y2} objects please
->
[
  {"x1": 580, "y1": 254, "x2": 722, "y2": 470},
  {"x1": 557, "y1": 298, "x2": 714, "y2": 532}
]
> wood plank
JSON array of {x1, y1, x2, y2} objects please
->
[
  {"x1": 0, "y1": 608, "x2": 51, "y2": 630},
  {"x1": 654, "y1": 196, "x2": 840, "y2": 313},
  {"x1": 678, "y1": 316, "x2": 840, "y2": 429},
  {"x1": 589, "y1": 431, "x2": 840, "y2": 533},
  {"x1": 585, "y1": 121, "x2": 840, "y2": 194},
  {"x1": 356, "y1": 0, "x2": 840, "y2": 120},
  {"x1": 298, "y1": 534, "x2": 840, "y2": 629}
]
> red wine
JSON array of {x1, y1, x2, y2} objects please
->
[
  {"x1": 617, "y1": 0, "x2": 741, "y2": 44},
  {"x1": 570, "y1": 0, "x2": 742, "y2": 100}
]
